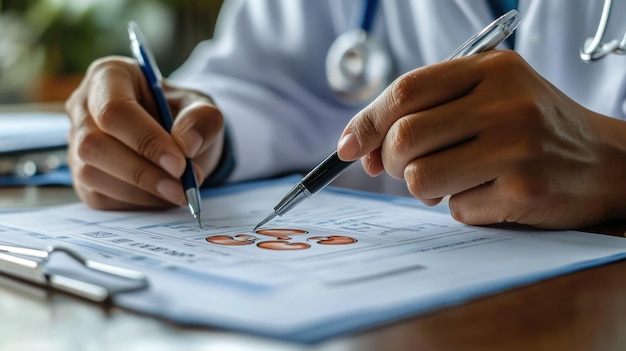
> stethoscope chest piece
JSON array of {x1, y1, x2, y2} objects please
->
[{"x1": 326, "y1": 28, "x2": 392, "y2": 104}]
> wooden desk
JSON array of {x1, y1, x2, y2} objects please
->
[{"x1": 2, "y1": 186, "x2": 626, "y2": 350}]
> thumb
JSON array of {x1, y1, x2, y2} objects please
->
[
  {"x1": 173, "y1": 100, "x2": 223, "y2": 158},
  {"x1": 172, "y1": 97, "x2": 225, "y2": 184},
  {"x1": 165, "y1": 85, "x2": 224, "y2": 159},
  {"x1": 336, "y1": 93, "x2": 395, "y2": 162}
]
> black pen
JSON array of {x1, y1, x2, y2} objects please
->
[
  {"x1": 254, "y1": 151, "x2": 352, "y2": 229},
  {"x1": 128, "y1": 21, "x2": 202, "y2": 227},
  {"x1": 254, "y1": 10, "x2": 521, "y2": 230}
]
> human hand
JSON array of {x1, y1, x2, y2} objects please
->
[
  {"x1": 65, "y1": 56, "x2": 224, "y2": 211},
  {"x1": 337, "y1": 50, "x2": 626, "y2": 229}
]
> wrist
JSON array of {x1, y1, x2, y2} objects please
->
[{"x1": 593, "y1": 113, "x2": 626, "y2": 221}]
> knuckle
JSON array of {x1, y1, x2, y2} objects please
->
[
  {"x1": 514, "y1": 139, "x2": 544, "y2": 162},
  {"x1": 134, "y1": 130, "x2": 162, "y2": 160},
  {"x1": 74, "y1": 129, "x2": 102, "y2": 163},
  {"x1": 86, "y1": 57, "x2": 138, "y2": 132},
  {"x1": 448, "y1": 199, "x2": 467, "y2": 222},
  {"x1": 496, "y1": 132, "x2": 544, "y2": 168},
  {"x1": 354, "y1": 110, "x2": 381, "y2": 142},
  {"x1": 388, "y1": 117, "x2": 416, "y2": 156},
  {"x1": 508, "y1": 97, "x2": 543, "y2": 125},
  {"x1": 388, "y1": 75, "x2": 415, "y2": 111},
  {"x1": 488, "y1": 50, "x2": 525, "y2": 71},
  {"x1": 131, "y1": 164, "x2": 152, "y2": 189},
  {"x1": 87, "y1": 56, "x2": 135, "y2": 77},
  {"x1": 84, "y1": 57, "x2": 111, "y2": 77},
  {"x1": 351, "y1": 73, "x2": 421, "y2": 146},
  {"x1": 404, "y1": 162, "x2": 430, "y2": 199},
  {"x1": 92, "y1": 99, "x2": 133, "y2": 133},
  {"x1": 504, "y1": 176, "x2": 547, "y2": 204},
  {"x1": 72, "y1": 161, "x2": 96, "y2": 185}
]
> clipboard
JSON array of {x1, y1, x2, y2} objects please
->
[{"x1": 0, "y1": 244, "x2": 148, "y2": 302}]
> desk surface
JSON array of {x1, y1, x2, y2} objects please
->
[{"x1": 2, "y1": 186, "x2": 626, "y2": 351}]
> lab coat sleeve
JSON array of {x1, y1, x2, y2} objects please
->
[{"x1": 169, "y1": 0, "x2": 362, "y2": 183}]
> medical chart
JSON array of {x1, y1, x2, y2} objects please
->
[{"x1": 1, "y1": 178, "x2": 626, "y2": 343}]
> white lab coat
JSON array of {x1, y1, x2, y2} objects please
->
[{"x1": 170, "y1": 0, "x2": 626, "y2": 197}]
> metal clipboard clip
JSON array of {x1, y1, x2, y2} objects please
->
[{"x1": 0, "y1": 244, "x2": 149, "y2": 302}]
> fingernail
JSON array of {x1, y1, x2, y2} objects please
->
[
  {"x1": 159, "y1": 154, "x2": 183, "y2": 177},
  {"x1": 157, "y1": 178, "x2": 184, "y2": 205},
  {"x1": 181, "y1": 129, "x2": 203, "y2": 157},
  {"x1": 337, "y1": 132, "x2": 360, "y2": 160}
]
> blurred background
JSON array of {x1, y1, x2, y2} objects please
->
[{"x1": 0, "y1": 0, "x2": 223, "y2": 104}]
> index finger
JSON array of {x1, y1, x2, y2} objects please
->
[
  {"x1": 86, "y1": 57, "x2": 186, "y2": 177},
  {"x1": 336, "y1": 55, "x2": 486, "y2": 161}
]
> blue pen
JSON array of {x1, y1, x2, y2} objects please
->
[{"x1": 128, "y1": 21, "x2": 202, "y2": 227}]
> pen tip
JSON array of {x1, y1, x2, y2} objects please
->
[
  {"x1": 254, "y1": 212, "x2": 277, "y2": 231},
  {"x1": 185, "y1": 188, "x2": 202, "y2": 228}
]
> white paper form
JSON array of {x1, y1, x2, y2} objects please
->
[{"x1": 1, "y1": 177, "x2": 626, "y2": 343}]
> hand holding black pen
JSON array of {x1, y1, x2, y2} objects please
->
[
  {"x1": 128, "y1": 21, "x2": 203, "y2": 227},
  {"x1": 254, "y1": 10, "x2": 521, "y2": 230}
]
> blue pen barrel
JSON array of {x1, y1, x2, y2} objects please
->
[
  {"x1": 130, "y1": 21, "x2": 202, "y2": 222},
  {"x1": 180, "y1": 161, "x2": 198, "y2": 191},
  {"x1": 149, "y1": 82, "x2": 198, "y2": 191}
]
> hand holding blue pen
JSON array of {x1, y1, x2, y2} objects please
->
[{"x1": 128, "y1": 21, "x2": 203, "y2": 227}]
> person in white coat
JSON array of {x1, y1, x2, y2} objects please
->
[{"x1": 65, "y1": 0, "x2": 626, "y2": 229}]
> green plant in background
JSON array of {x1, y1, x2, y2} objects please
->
[{"x1": 0, "y1": 0, "x2": 178, "y2": 102}]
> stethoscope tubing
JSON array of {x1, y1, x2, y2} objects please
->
[
  {"x1": 580, "y1": 0, "x2": 626, "y2": 62},
  {"x1": 360, "y1": 0, "x2": 379, "y2": 32}
]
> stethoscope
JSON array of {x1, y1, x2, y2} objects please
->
[
  {"x1": 581, "y1": 0, "x2": 626, "y2": 62},
  {"x1": 327, "y1": 0, "x2": 626, "y2": 104},
  {"x1": 325, "y1": 0, "x2": 391, "y2": 104}
]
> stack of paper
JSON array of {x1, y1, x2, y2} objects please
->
[
  {"x1": 0, "y1": 111, "x2": 70, "y2": 183},
  {"x1": 0, "y1": 111, "x2": 69, "y2": 153}
]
